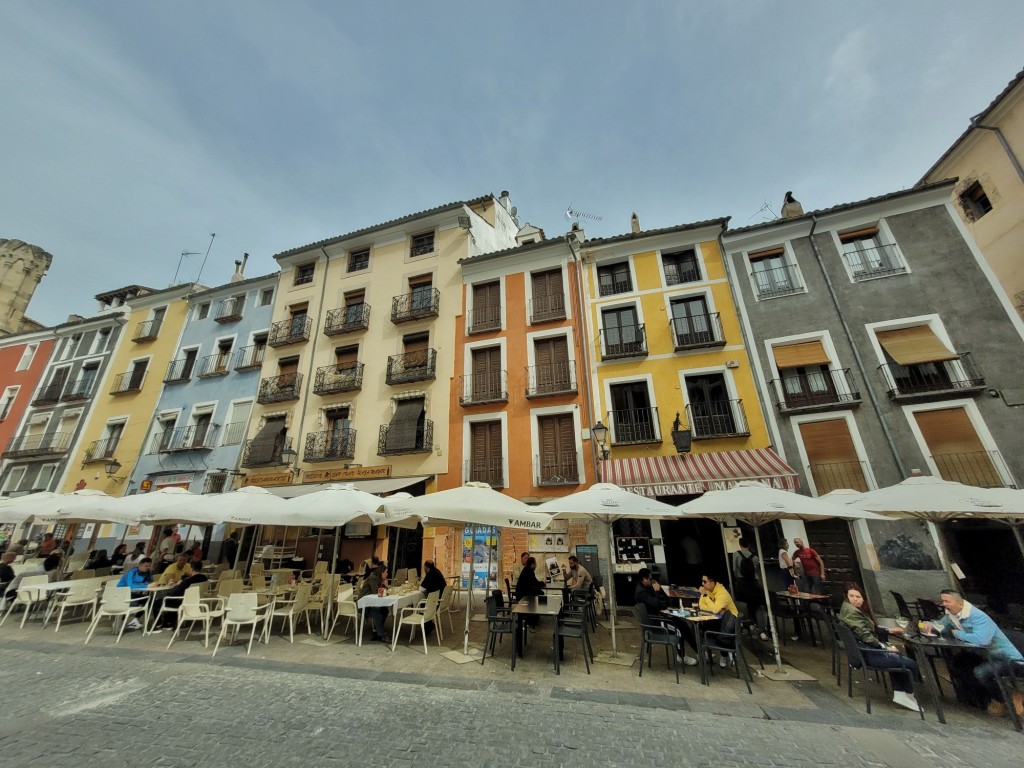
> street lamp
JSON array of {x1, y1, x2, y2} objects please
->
[
  {"x1": 104, "y1": 458, "x2": 125, "y2": 483},
  {"x1": 592, "y1": 420, "x2": 610, "y2": 460}
]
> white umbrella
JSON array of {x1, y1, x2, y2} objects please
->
[
  {"x1": 159, "y1": 486, "x2": 290, "y2": 525},
  {"x1": 0, "y1": 492, "x2": 56, "y2": 524},
  {"x1": 14, "y1": 489, "x2": 118, "y2": 524},
  {"x1": 677, "y1": 480, "x2": 888, "y2": 673},
  {"x1": 536, "y1": 483, "x2": 682, "y2": 657},
  {"x1": 379, "y1": 482, "x2": 553, "y2": 655},
  {"x1": 70, "y1": 486, "x2": 207, "y2": 526}
]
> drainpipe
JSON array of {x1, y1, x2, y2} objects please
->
[
  {"x1": 566, "y1": 234, "x2": 601, "y2": 483},
  {"x1": 806, "y1": 216, "x2": 907, "y2": 477},
  {"x1": 969, "y1": 118, "x2": 1024, "y2": 185}
]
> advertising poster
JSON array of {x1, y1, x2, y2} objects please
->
[{"x1": 461, "y1": 525, "x2": 498, "y2": 590}]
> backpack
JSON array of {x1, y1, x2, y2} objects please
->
[{"x1": 739, "y1": 551, "x2": 756, "y2": 581}]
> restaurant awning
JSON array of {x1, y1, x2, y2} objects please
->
[
  {"x1": 600, "y1": 448, "x2": 798, "y2": 498},
  {"x1": 264, "y1": 475, "x2": 432, "y2": 499}
]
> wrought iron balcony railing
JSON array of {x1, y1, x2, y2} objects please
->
[
  {"x1": 84, "y1": 437, "x2": 120, "y2": 462},
  {"x1": 664, "y1": 262, "x2": 701, "y2": 285},
  {"x1": 33, "y1": 382, "x2": 64, "y2": 406},
  {"x1": 152, "y1": 424, "x2": 219, "y2": 453},
  {"x1": 807, "y1": 461, "x2": 870, "y2": 494},
  {"x1": 196, "y1": 354, "x2": 231, "y2": 378},
  {"x1": 466, "y1": 457, "x2": 504, "y2": 488},
  {"x1": 3, "y1": 432, "x2": 74, "y2": 459},
  {"x1": 609, "y1": 406, "x2": 661, "y2": 445},
  {"x1": 467, "y1": 305, "x2": 501, "y2": 334},
  {"x1": 314, "y1": 363, "x2": 364, "y2": 394},
  {"x1": 930, "y1": 451, "x2": 1013, "y2": 489},
  {"x1": 215, "y1": 297, "x2": 244, "y2": 322},
  {"x1": 268, "y1": 316, "x2": 312, "y2": 347},
  {"x1": 61, "y1": 380, "x2": 94, "y2": 401},
  {"x1": 378, "y1": 420, "x2": 433, "y2": 456},
  {"x1": 385, "y1": 349, "x2": 437, "y2": 385},
  {"x1": 110, "y1": 370, "x2": 146, "y2": 395},
  {"x1": 686, "y1": 399, "x2": 750, "y2": 439},
  {"x1": 598, "y1": 277, "x2": 632, "y2": 297},
  {"x1": 164, "y1": 358, "x2": 195, "y2": 383},
  {"x1": 771, "y1": 368, "x2": 861, "y2": 413},
  {"x1": 601, "y1": 324, "x2": 648, "y2": 359},
  {"x1": 843, "y1": 243, "x2": 908, "y2": 281},
  {"x1": 459, "y1": 371, "x2": 508, "y2": 406},
  {"x1": 257, "y1": 373, "x2": 303, "y2": 404},
  {"x1": 304, "y1": 429, "x2": 357, "y2": 462},
  {"x1": 672, "y1": 313, "x2": 725, "y2": 350},
  {"x1": 132, "y1": 319, "x2": 162, "y2": 342},
  {"x1": 878, "y1": 353, "x2": 984, "y2": 400},
  {"x1": 234, "y1": 344, "x2": 266, "y2": 371},
  {"x1": 525, "y1": 361, "x2": 577, "y2": 398},
  {"x1": 240, "y1": 436, "x2": 293, "y2": 468},
  {"x1": 752, "y1": 264, "x2": 803, "y2": 298},
  {"x1": 529, "y1": 294, "x2": 566, "y2": 324},
  {"x1": 324, "y1": 304, "x2": 371, "y2": 335},
  {"x1": 536, "y1": 451, "x2": 580, "y2": 486},
  {"x1": 391, "y1": 288, "x2": 440, "y2": 323}
]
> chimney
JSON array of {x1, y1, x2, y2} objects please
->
[
  {"x1": 568, "y1": 221, "x2": 585, "y2": 244},
  {"x1": 630, "y1": 212, "x2": 640, "y2": 234},
  {"x1": 781, "y1": 191, "x2": 804, "y2": 219},
  {"x1": 230, "y1": 253, "x2": 249, "y2": 284},
  {"x1": 498, "y1": 191, "x2": 511, "y2": 211}
]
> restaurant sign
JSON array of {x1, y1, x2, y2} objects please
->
[
  {"x1": 242, "y1": 472, "x2": 294, "y2": 487},
  {"x1": 302, "y1": 465, "x2": 392, "y2": 483}
]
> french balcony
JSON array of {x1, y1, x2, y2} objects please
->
[
  {"x1": 771, "y1": 368, "x2": 862, "y2": 414},
  {"x1": 386, "y1": 349, "x2": 436, "y2": 385},
  {"x1": 257, "y1": 373, "x2": 302, "y2": 404},
  {"x1": 807, "y1": 461, "x2": 870, "y2": 494},
  {"x1": 529, "y1": 294, "x2": 566, "y2": 324},
  {"x1": 664, "y1": 263, "x2": 702, "y2": 285},
  {"x1": 196, "y1": 354, "x2": 231, "y2": 378},
  {"x1": 164, "y1": 358, "x2": 195, "y2": 384},
  {"x1": 215, "y1": 297, "x2": 244, "y2": 323},
  {"x1": 601, "y1": 324, "x2": 648, "y2": 360},
  {"x1": 3, "y1": 432, "x2": 74, "y2": 459},
  {"x1": 84, "y1": 437, "x2": 120, "y2": 462},
  {"x1": 32, "y1": 383, "x2": 64, "y2": 406},
  {"x1": 132, "y1": 319, "x2": 162, "y2": 342},
  {"x1": 609, "y1": 407, "x2": 662, "y2": 445},
  {"x1": 268, "y1": 317, "x2": 312, "y2": 347},
  {"x1": 465, "y1": 457, "x2": 504, "y2": 488},
  {"x1": 686, "y1": 399, "x2": 750, "y2": 439},
  {"x1": 240, "y1": 436, "x2": 293, "y2": 468},
  {"x1": 467, "y1": 305, "x2": 501, "y2": 334},
  {"x1": 234, "y1": 344, "x2": 266, "y2": 371},
  {"x1": 220, "y1": 421, "x2": 248, "y2": 446},
  {"x1": 878, "y1": 353, "x2": 985, "y2": 401},
  {"x1": 753, "y1": 265, "x2": 803, "y2": 299},
  {"x1": 61, "y1": 380, "x2": 94, "y2": 401},
  {"x1": 536, "y1": 451, "x2": 580, "y2": 486},
  {"x1": 324, "y1": 304, "x2": 370, "y2": 336},
  {"x1": 525, "y1": 361, "x2": 577, "y2": 399},
  {"x1": 930, "y1": 451, "x2": 1014, "y2": 489},
  {"x1": 304, "y1": 429, "x2": 357, "y2": 462},
  {"x1": 391, "y1": 289, "x2": 440, "y2": 323},
  {"x1": 152, "y1": 424, "x2": 219, "y2": 453},
  {"x1": 459, "y1": 371, "x2": 508, "y2": 406},
  {"x1": 598, "y1": 277, "x2": 632, "y2": 297},
  {"x1": 378, "y1": 420, "x2": 433, "y2": 456},
  {"x1": 314, "y1": 363, "x2": 364, "y2": 395},
  {"x1": 110, "y1": 370, "x2": 146, "y2": 395},
  {"x1": 843, "y1": 243, "x2": 908, "y2": 281},
  {"x1": 672, "y1": 313, "x2": 725, "y2": 350}
]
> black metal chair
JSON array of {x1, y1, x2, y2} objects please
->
[
  {"x1": 569, "y1": 588, "x2": 597, "y2": 631},
  {"x1": 732, "y1": 600, "x2": 767, "y2": 670},
  {"x1": 633, "y1": 602, "x2": 681, "y2": 684},
  {"x1": 890, "y1": 590, "x2": 921, "y2": 621},
  {"x1": 915, "y1": 598, "x2": 943, "y2": 622},
  {"x1": 504, "y1": 578, "x2": 515, "y2": 608},
  {"x1": 995, "y1": 629, "x2": 1024, "y2": 732},
  {"x1": 554, "y1": 605, "x2": 592, "y2": 675},
  {"x1": 769, "y1": 592, "x2": 807, "y2": 644},
  {"x1": 834, "y1": 622, "x2": 923, "y2": 719},
  {"x1": 481, "y1": 595, "x2": 515, "y2": 668},
  {"x1": 702, "y1": 612, "x2": 754, "y2": 694}
]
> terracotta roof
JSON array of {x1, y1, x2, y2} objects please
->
[
  {"x1": 580, "y1": 217, "x2": 730, "y2": 247},
  {"x1": 458, "y1": 237, "x2": 566, "y2": 265}
]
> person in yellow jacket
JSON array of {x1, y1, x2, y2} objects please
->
[{"x1": 698, "y1": 573, "x2": 740, "y2": 669}]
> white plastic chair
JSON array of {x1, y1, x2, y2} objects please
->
[
  {"x1": 0, "y1": 575, "x2": 51, "y2": 629},
  {"x1": 84, "y1": 583, "x2": 148, "y2": 644},
  {"x1": 391, "y1": 568, "x2": 408, "y2": 587},
  {"x1": 266, "y1": 582, "x2": 311, "y2": 643},
  {"x1": 212, "y1": 592, "x2": 271, "y2": 657},
  {"x1": 46, "y1": 579, "x2": 101, "y2": 631},
  {"x1": 326, "y1": 585, "x2": 358, "y2": 640},
  {"x1": 392, "y1": 590, "x2": 441, "y2": 654},
  {"x1": 436, "y1": 586, "x2": 455, "y2": 639},
  {"x1": 166, "y1": 585, "x2": 226, "y2": 649}
]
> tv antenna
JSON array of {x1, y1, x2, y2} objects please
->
[
  {"x1": 748, "y1": 201, "x2": 779, "y2": 222},
  {"x1": 172, "y1": 251, "x2": 201, "y2": 286},
  {"x1": 564, "y1": 204, "x2": 603, "y2": 224},
  {"x1": 193, "y1": 232, "x2": 216, "y2": 286}
]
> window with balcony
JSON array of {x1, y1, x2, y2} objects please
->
[
  {"x1": 242, "y1": 416, "x2": 288, "y2": 467},
  {"x1": 111, "y1": 359, "x2": 148, "y2": 394},
  {"x1": 348, "y1": 247, "x2": 370, "y2": 273},
  {"x1": 152, "y1": 414, "x2": 178, "y2": 452},
  {"x1": 166, "y1": 349, "x2": 198, "y2": 383},
  {"x1": 387, "y1": 333, "x2": 435, "y2": 384},
  {"x1": 913, "y1": 407, "x2": 1009, "y2": 488},
  {"x1": 0, "y1": 387, "x2": 19, "y2": 421},
  {"x1": 749, "y1": 247, "x2": 801, "y2": 298},
  {"x1": 393, "y1": 277, "x2": 439, "y2": 322},
  {"x1": 469, "y1": 281, "x2": 501, "y2": 333},
  {"x1": 326, "y1": 290, "x2": 370, "y2": 335},
  {"x1": 379, "y1": 397, "x2": 430, "y2": 455},
  {"x1": 133, "y1": 307, "x2": 165, "y2": 342},
  {"x1": 63, "y1": 364, "x2": 97, "y2": 401},
  {"x1": 294, "y1": 261, "x2": 316, "y2": 285},
  {"x1": 269, "y1": 305, "x2": 311, "y2": 346},
  {"x1": 597, "y1": 261, "x2": 632, "y2": 296},
  {"x1": 259, "y1": 288, "x2": 275, "y2": 306},
  {"x1": 960, "y1": 181, "x2": 993, "y2": 221},
  {"x1": 306, "y1": 408, "x2": 356, "y2": 462},
  {"x1": 771, "y1": 340, "x2": 860, "y2": 411},
  {"x1": 798, "y1": 419, "x2": 869, "y2": 494},
  {"x1": 410, "y1": 231, "x2": 434, "y2": 257},
  {"x1": 89, "y1": 421, "x2": 124, "y2": 461},
  {"x1": 258, "y1": 356, "x2": 302, "y2": 403},
  {"x1": 609, "y1": 383, "x2": 659, "y2": 445},
  {"x1": 236, "y1": 334, "x2": 268, "y2": 370},
  {"x1": 216, "y1": 295, "x2": 244, "y2": 322},
  {"x1": 527, "y1": 336, "x2": 574, "y2": 398},
  {"x1": 536, "y1": 414, "x2": 578, "y2": 485},
  {"x1": 839, "y1": 227, "x2": 906, "y2": 280},
  {"x1": 662, "y1": 249, "x2": 700, "y2": 285},
  {"x1": 670, "y1": 296, "x2": 723, "y2": 349},
  {"x1": 469, "y1": 421, "x2": 503, "y2": 487},
  {"x1": 601, "y1": 306, "x2": 646, "y2": 359},
  {"x1": 221, "y1": 400, "x2": 252, "y2": 446},
  {"x1": 462, "y1": 347, "x2": 505, "y2": 405},
  {"x1": 875, "y1": 325, "x2": 983, "y2": 399},
  {"x1": 529, "y1": 269, "x2": 565, "y2": 323},
  {"x1": 35, "y1": 367, "x2": 69, "y2": 405},
  {"x1": 316, "y1": 346, "x2": 363, "y2": 394},
  {"x1": 685, "y1": 374, "x2": 749, "y2": 438}
]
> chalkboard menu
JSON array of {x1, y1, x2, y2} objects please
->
[
  {"x1": 574, "y1": 544, "x2": 602, "y2": 589},
  {"x1": 615, "y1": 536, "x2": 652, "y2": 563}
]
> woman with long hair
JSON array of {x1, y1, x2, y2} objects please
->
[{"x1": 777, "y1": 537, "x2": 795, "y2": 588}]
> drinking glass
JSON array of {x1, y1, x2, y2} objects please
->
[{"x1": 895, "y1": 617, "x2": 909, "y2": 632}]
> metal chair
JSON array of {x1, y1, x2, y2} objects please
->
[
  {"x1": 834, "y1": 622, "x2": 923, "y2": 718},
  {"x1": 915, "y1": 598, "x2": 943, "y2": 622},
  {"x1": 481, "y1": 595, "x2": 514, "y2": 667},
  {"x1": 634, "y1": 602, "x2": 681, "y2": 684},
  {"x1": 995, "y1": 629, "x2": 1024, "y2": 732},
  {"x1": 703, "y1": 612, "x2": 754, "y2": 694},
  {"x1": 555, "y1": 603, "x2": 592, "y2": 675},
  {"x1": 890, "y1": 591, "x2": 921, "y2": 621}
]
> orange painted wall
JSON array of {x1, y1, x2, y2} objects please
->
[{"x1": 0, "y1": 337, "x2": 54, "y2": 452}]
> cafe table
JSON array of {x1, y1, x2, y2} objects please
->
[
  {"x1": 355, "y1": 589, "x2": 423, "y2": 648},
  {"x1": 510, "y1": 594, "x2": 564, "y2": 667},
  {"x1": 663, "y1": 608, "x2": 722, "y2": 685},
  {"x1": 775, "y1": 591, "x2": 831, "y2": 646},
  {"x1": 662, "y1": 585, "x2": 701, "y2": 608},
  {"x1": 902, "y1": 630, "x2": 991, "y2": 724}
]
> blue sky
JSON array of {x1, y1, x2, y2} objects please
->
[{"x1": 3, "y1": 1, "x2": 1023, "y2": 326}]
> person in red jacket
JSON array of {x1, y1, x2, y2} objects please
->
[{"x1": 792, "y1": 537, "x2": 826, "y2": 594}]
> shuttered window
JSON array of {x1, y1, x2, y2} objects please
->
[
  {"x1": 876, "y1": 326, "x2": 958, "y2": 366},
  {"x1": 471, "y1": 346, "x2": 502, "y2": 400},
  {"x1": 773, "y1": 340, "x2": 830, "y2": 369},
  {"x1": 249, "y1": 417, "x2": 286, "y2": 464},
  {"x1": 531, "y1": 269, "x2": 565, "y2": 321},
  {"x1": 471, "y1": 281, "x2": 501, "y2": 331},
  {"x1": 913, "y1": 408, "x2": 1002, "y2": 487},
  {"x1": 537, "y1": 414, "x2": 578, "y2": 483},
  {"x1": 385, "y1": 398, "x2": 425, "y2": 452},
  {"x1": 470, "y1": 420, "x2": 503, "y2": 487},
  {"x1": 534, "y1": 336, "x2": 570, "y2": 393},
  {"x1": 798, "y1": 419, "x2": 868, "y2": 493}
]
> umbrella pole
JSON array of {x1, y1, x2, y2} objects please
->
[
  {"x1": 720, "y1": 523, "x2": 735, "y2": 594},
  {"x1": 754, "y1": 526, "x2": 785, "y2": 673},
  {"x1": 606, "y1": 520, "x2": 618, "y2": 657},
  {"x1": 1011, "y1": 524, "x2": 1024, "y2": 559},
  {"x1": 463, "y1": 523, "x2": 476, "y2": 656}
]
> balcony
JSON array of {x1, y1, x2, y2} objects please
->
[
  {"x1": 466, "y1": 457, "x2": 504, "y2": 488},
  {"x1": 386, "y1": 349, "x2": 437, "y2": 385},
  {"x1": 931, "y1": 451, "x2": 1013, "y2": 489},
  {"x1": 32, "y1": 383, "x2": 64, "y2": 406},
  {"x1": 304, "y1": 429, "x2": 356, "y2": 462},
  {"x1": 808, "y1": 461, "x2": 870, "y2": 494},
  {"x1": 753, "y1": 265, "x2": 803, "y2": 299},
  {"x1": 459, "y1": 371, "x2": 508, "y2": 406},
  {"x1": 878, "y1": 353, "x2": 985, "y2": 401},
  {"x1": 61, "y1": 380, "x2": 94, "y2": 401},
  {"x1": 664, "y1": 263, "x2": 701, "y2": 285},
  {"x1": 257, "y1": 373, "x2": 302, "y2": 404},
  {"x1": 215, "y1": 297, "x2": 244, "y2": 323},
  {"x1": 467, "y1": 305, "x2": 501, "y2": 334},
  {"x1": 391, "y1": 288, "x2": 440, "y2": 323},
  {"x1": 164, "y1": 358, "x2": 194, "y2": 384},
  {"x1": 529, "y1": 294, "x2": 566, "y2": 324},
  {"x1": 536, "y1": 451, "x2": 580, "y2": 486},
  {"x1": 240, "y1": 436, "x2": 293, "y2": 468},
  {"x1": 843, "y1": 243, "x2": 908, "y2": 281},
  {"x1": 598, "y1": 277, "x2": 632, "y2": 297},
  {"x1": 220, "y1": 421, "x2": 248, "y2": 446},
  {"x1": 152, "y1": 425, "x2": 219, "y2": 453},
  {"x1": 324, "y1": 304, "x2": 370, "y2": 336},
  {"x1": 234, "y1": 345, "x2": 266, "y2": 371},
  {"x1": 377, "y1": 420, "x2": 433, "y2": 456},
  {"x1": 672, "y1": 313, "x2": 726, "y2": 350},
  {"x1": 686, "y1": 399, "x2": 750, "y2": 439},
  {"x1": 110, "y1": 370, "x2": 146, "y2": 395},
  {"x1": 132, "y1": 319, "x2": 162, "y2": 342},
  {"x1": 84, "y1": 437, "x2": 120, "y2": 462},
  {"x1": 601, "y1": 324, "x2": 648, "y2": 360},
  {"x1": 772, "y1": 368, "x2": 862, "y2": 413},
  {"x1": 3, "y1": 432, "x2": 73, "y2": 459},
  {"x1": 314, "y1": 363, "x2": 364, "y2": 395},
  {"x1": 196, "y1": 354, "x2": 231, "y2": 378},
  {"x1": 525, "y1": 361, "x2": 577, "y2": 399},
  {"x1": 610, "y1": 407, "x2": 661, "y2": 445},
  {"x1": 268, "y1": 317, "x2": 312, "y2": 347}
]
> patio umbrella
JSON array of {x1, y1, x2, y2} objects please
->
[
  {"x1": 70, "y1": 486, "x2": 209, "y2": 526},
  {"x1": 536, "y1": 483, "x2": 682, "y2": 657},
  {"x1": 379, "y1": 482, "x2": 553, "y2": 656},
  {"x1": 11, "y1": 489, "x2": 118, "y2": 524},
  {"x1": 0, "y1": 492, "x2": 57, "y2": 524},
  {"x1": 677, "y1": 480, "x2": 888, "y2": 673}
]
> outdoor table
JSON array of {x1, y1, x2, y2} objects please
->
[
  {"x1": 663, "y1": 608, "x2": 721, "y2": 685},
  {"x1": 662, "y1": 585, "x2": 701, "y2": 607},
  {"x1": 355, "y1": 589, "x2": 423, "y2": 648},
  {"x1": 902, "y1": 630, "x2": 991, "y2": 724},
  {"x1": 25, "y1": 576, "x2": 117, "y2": 627},
  {"x1": 775, "y1": 591, "x2": 830, "y2": 646},
  {"x1": 141, "y1": 584, "x2": 178, "y2": 635},
  {"x1": 511, "y1": 594, "x2": 564, "y2": 664}
]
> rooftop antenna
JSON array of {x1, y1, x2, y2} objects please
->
[
  {"x1": 747, "y1": 201, "x2": 779, "y2": 222},
  {"x1": 193, "y1": 232, "x2": 216, "y2": 286},
  {"x1": 172, "y1": 251, "x2": 201, "y2": 286},
  {"x1": 564, "y1": 204, "x2": 603, "y2": 224}
]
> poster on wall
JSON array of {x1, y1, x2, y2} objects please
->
[
  {"x1": 461, "y1": 525, "x2": 498, "y2": 590},
  {"x1": 528, "y1": 530, "x2": 569, "y2": 553}
]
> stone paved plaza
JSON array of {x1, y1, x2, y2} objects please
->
[{"x1": 0, "y1": 601, "x2": 1021, "y2": 768}]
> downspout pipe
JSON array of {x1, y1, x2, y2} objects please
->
[
  {"x1": 566, "y1": 233, "x2": 601, "y2": 483},
  {"x1": 969, "y1": 119, "x2": 1024, "y2": 185},
  {"x1": 806, "y1": 216, "x2": 907, "y2": 477}
]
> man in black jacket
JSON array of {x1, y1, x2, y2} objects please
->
[
  {"x1": 152, "y1": 560, "x2": 210, "y2": 631},
  {"x1": 420, "y1": 560, "x2": 446, "y2": 637}
]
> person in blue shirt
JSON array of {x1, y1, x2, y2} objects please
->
[
  {"x1": 117, "y1": 557, "x2": 154, "y2": 592},
  {"x1": 929, "y1": 589, "x2": 1024, "y2": 718}
]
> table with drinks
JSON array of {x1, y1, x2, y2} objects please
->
[
  {"x1": 901, "y1": 621, "x2": 990, "y2": 724},
  {"x1": 355, "y1": 586, "x2": 423, "y2": 648}
]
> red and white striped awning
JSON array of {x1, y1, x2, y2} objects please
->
[{"x1": 601, "y1": 449, "x2": 798, "y2": 498}]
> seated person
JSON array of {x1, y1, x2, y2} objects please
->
[
  {"x1": 117, "y1": 558, "x2": 154, "y2": 594},
  {"x1": 156, "y1": 554, "x2": 190, "y2": 586},
  {"x1": 152, "y1": 560, "x2": 211, "y2": 631},
  {"x1": 3, "y1": 553, "x2": 51, "y2": 603},
  {"x1": 633, "y1": 567, "x2": 697, "y2": 666},
  {"x1": 123, "y1": 543, "x2": 147, "y2": 569},
  {"x1": 566, "y1": 555, "x2": 593, "y2": 591},
  {"x1": 511, "y1": 551, "x2": 530, "y2": 583},
  {"x1": 111, "y1": 545, "x2": 129, "y2": 568},
  {"x1": 838, "y1": 583, "x2": 920, "y2": 712},
  {"x1": 357, "y1": 565, "x2": 390, "y2": 642},
  {"x1": 515, "y1": 557, "x2": 546, "y2": 628},
  {"x1": 85, "y1": 549, "x2": 112, "y2": 571},
  {"x1": 37, "y1": 533, "x2": 58, "y2": 557},
  {"x1": 420, "y1": 560, "x2": 446, "y2": 637},
  {"x1": 699, "y1": 573, "x2": 739, "y2": 668},
  {"x1": 0, "y1": 551, "x2": 17, "y2": 589}
]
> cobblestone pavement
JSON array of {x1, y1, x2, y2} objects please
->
[{"x1": 0, "y1": 635, "x2": 1020, "y2": 768}]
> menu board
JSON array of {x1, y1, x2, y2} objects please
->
[{"x1": 615, "y1": 536, "x2": 652, "y2": 563}]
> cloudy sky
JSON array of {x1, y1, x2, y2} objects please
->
[{"x1": 3, "y1": 2, "x2": 1022, "y2": 326}]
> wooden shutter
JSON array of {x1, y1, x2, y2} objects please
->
[
  {"x1": 250, "y1": 417, "x2": 285, "y2": 464},
  {"x1": 386, "y1": 399, "x2": 424, "y2": 452},
  {"x1": 773, "y1": 341, "x2": 830, "y2": 369},
  {"x1": 748, "y1": 246, "x2": 784, "y2": 260},
  {"x1": 839, "y1": 227, "x2": 879, "y2": 242},
  {"x1": 798, "y1": 419, "x2": 867, "y2": 493},
  {"x1": 335, "y1": 345, "x2": 358, "y2": 369},
  {"x1": 877, "y1": 326, "x2": 958, "y2": 365},
  {"x1": 913, "y1": 408, "x2": 1001, "y2": 486}
]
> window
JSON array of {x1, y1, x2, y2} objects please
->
[
  {"x1": 334, "y1": 344, "x2": 359, "y2": 370},
  {"x1": 181, "y1": 348, "x2": 198, "y2": 379},
  {"x1": 402, "y1": 332, "x2": 430, "y2": 373},
  {"x1": 961, "y1": 181, "x2": 993, "y2": 221},
  {"x1": 531, "y1": 336, "x2": 573, "y2": 395},
  {"x1": 192, "y1": 412, "x2": 213, "y2": 447},
  {"x1": 222, "y1": 400, "x2": 252, "y2": 446},
  {"x1": 215, "y1": 339, "x2": 233, "y2": 372},
  {"x1": 197, "y1": 303, "x2": 210, "y2": 320},
  {"x1": 0, "y1": 386, "x2": 18, "y2": 420},
  {"x1": 749, "y1": 247, "x2": 800, "y2": 298},
  {"x1": 246, "y1": 416, "x2": 287, "y2": 465},
  {"x1": 99, "y1": 422, "x2": 125, "y2": 458},
  {"x1": 839, "y1": 227, "x2": 905, "y2": 279},
  {"x1": 798, "y1": 419, "x2": 869, "y2": 493},
  {"x1": 77, "y1": 363, "x2": 99, "y2": 396},
  {"x1": 70, "y1": 334, "x2": 85, "y2": 359},
  {"x1": 278, "y1": 355, "x2": 300, "y2": 377},
  {"x1": 410, "y1": 231, "x2": 434, "y2": 257},
  {"x1": 34, "y1": 464, "x2": 57, "y2": 493},
  {"x1": 1, "y1": 466, "x2": 27, "y2": 495},
  {"x1": 662, "y1": 249, "x2": 700, "y2": 285},
  {"x1": 597, "y1": 261, "x2": 632, "y2": 296},
  {"x1": 874, "y1": 325, "x2": 981, "y2": 397},
  {"x1": 384, "y1": 397, "x2": 427, "y2": 453},
  {"x1": 772, "y1": 340, "x2": 842, "y2": 409},
  {"x1": 601, "y1": 306, "x2": 645, "y2": 358},
  {"x1": 670, "y1": 296, "x2": 719, "y2": 348},
  {"x1": 686, "y1": 374, "x2": 748, "y2": 438},
  {"x1": 203, "y1": 472, "x2": 228, "y2": 494},
  {"x1": 610, "y1": 383, "x2": 658, "y2": 444},
  {"x1": 258, "y1": 288, "x2": 274, "y2": 306},
  {"x1": 16, "y1": 343, "x2": 38, "y2": 372},
  {"x1": 41, "y1": 366, "x2": 70, "y2": 401},
  {"x1": 537, "y1": 414, "x2": 578, "y2": 485},
  {"x1": 913, "y1": 407, "x2": 1004, "y2": 487},
  {"x1": 344, "y1": 290, "x2": 366, "y2": 324},
  {"x1": 469, "y1": 421, "x2": 503, "y2": 487},
  {"x1": 155, "y1": 413, "x2": 177, "y2": 452},
  {"x1": 294, "y1": 262, "x2": 316, "y2": 285},
  {"x1": 530, "y1": 269, "x2": 565, "y2": 322},
  {"x1": 409, "y1": 276, "x2": 434, "y2": 311},
  {"x1": 90, "y1": 329, "x2": 110, "y2": 356},
  {"x1": 470, "y1": 281, "x2": 501, "y2": 332},
  {"x1": 469, "y1": 346, "x2": 503, "y2": 401},
  {"x1": 348, "y1": 248, "x2": 370, "y2": 272}
]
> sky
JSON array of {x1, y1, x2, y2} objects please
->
[{"x1": 3, "y1": 2, "x2": 1023, "y2": 326}]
